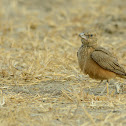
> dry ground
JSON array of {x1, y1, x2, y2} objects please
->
[{"x1": 0, "y1": 0, "x2": 126, "y2": 126}]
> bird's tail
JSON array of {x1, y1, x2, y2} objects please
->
[{"x1": 118, "y1": 75, "x2": 126, "y2": 79}]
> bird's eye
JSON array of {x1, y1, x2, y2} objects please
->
[{"x1": 90, "y1": 34, "x2": 93, "y2": 37}]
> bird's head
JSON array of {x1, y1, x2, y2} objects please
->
[{"x1": 79, "y1": 32, "x2": 98, "y2": 47}]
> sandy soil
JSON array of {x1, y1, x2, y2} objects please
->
[{"x1": 0, "y1": 0, "x2": 126, "y2": 126}]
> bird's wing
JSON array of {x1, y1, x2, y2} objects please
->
[
  {"x1": 94, "y1": 47, "x2": 114, "y2": 56},
  {"x1": 91, "y1": 47, "x2": 126, "y2": 76}
]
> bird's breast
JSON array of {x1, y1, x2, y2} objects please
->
[{"x1": 77, "y1": 46, "x2": 93, "y2": 72}]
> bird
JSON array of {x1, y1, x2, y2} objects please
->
[{"x1": 77, "y1": 31, "x2": 126, "y2": 94}]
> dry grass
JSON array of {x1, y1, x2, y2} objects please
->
[{"x1": 0, "y1": 0, "x2": 126, "y2": 125}]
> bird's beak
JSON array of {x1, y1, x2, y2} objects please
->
[{"x1": 79, "y1": 32, "x2": 87, "y2": 40}]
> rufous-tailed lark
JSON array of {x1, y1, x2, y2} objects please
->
[{"x1": 77, "y1": 31, "x2": 126, "y2": 94}]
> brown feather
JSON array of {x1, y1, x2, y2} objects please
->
[
  {"x1": 77, "y1": 32, "x2": 126, "y2": 81},
  {"x1": 91, "y1": 48, "x2": 126, "y2": 76}
]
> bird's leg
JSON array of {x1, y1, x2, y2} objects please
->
[
  {"x1": 106, "y1": 80, "x2": 109, "y2": 95},
  {"x1": 114, "y1": 81, "x2": 120, "y2": 94},
  {"x1": 109, "y1": 79, "x2": 120, "y2": 94},
  {"x1": 99, "y1": 80, "x2": 109, "y2": 95},
  {"x1": 100, "y1": 80, "x2": 121, "y2": 95},
  {"x1": 95, "y1": 80, "x2": 103, "y2": 88},
  {"x1": 94, "y1": 80, "x2": 104, "y2": 95}
]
